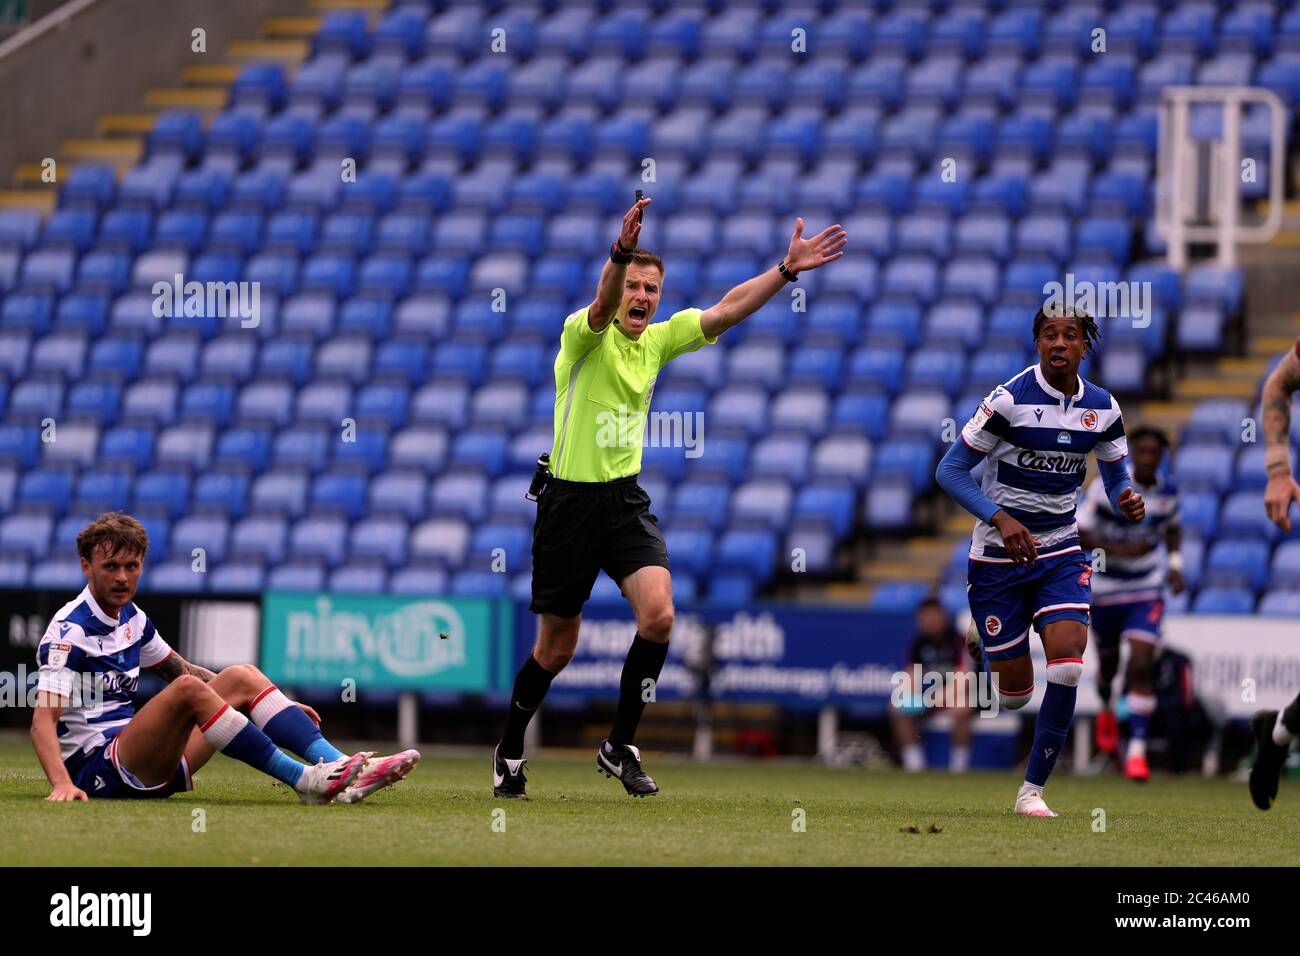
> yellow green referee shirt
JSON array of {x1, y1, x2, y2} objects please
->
[{"x1": 549, "y1": 305, "x2": 717, "y2": 482}]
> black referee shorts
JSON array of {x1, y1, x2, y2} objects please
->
[{"x1": 529, "y1": 475, "x2": 670, "y2": 618}]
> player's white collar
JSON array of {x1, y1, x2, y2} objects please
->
[
  {"x1": 80, "y1": 586, "x2": 121, "y2": 628},
  {"x1": 1033, "y1": 363, "x2": 1085, "y2": 405}
]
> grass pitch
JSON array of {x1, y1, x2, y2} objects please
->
[{"x1": 1, "y1": 735, "x2": 1295, "y2": 866}]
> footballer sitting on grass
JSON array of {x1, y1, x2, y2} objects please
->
[
  {"x1": 31, "y1": 512, "x2": 419, "y2": 804},
  {"x1": 493, "y1": 197, "x2": 847, "y2": 798}
]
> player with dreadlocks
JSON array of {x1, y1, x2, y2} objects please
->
[{"x1": 937, "y1": 302, "x2": 1145, "y2": 815}]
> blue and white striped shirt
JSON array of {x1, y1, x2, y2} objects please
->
[
  {"x1": 35, "y1": 586, "x2": 174, "y2": 765},
  {"x1": 960, "y1": 364, "x2": 1129, "y2": 562},
  {"x1": 1078, "y1": 467, "x2": 1180, "y2": 601}
]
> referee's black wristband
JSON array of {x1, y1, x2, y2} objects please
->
[
  {"x1": 611, "y1": 240, "x2": 634, "y2": 264},
  {"x1": 777, "y1": 260, "x2": 798, "y2": 282}
]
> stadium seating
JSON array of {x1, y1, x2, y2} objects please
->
[{"x1": 0, "y1": 0, "x2": 1293, "y2": 610}]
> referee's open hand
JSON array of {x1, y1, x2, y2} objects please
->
[
  {"x1": 619, "y1": 197, "x2": 651, "y2": 251},
  {"x1": 784, "y1": 218, "x2": 848, "y2": 274}
]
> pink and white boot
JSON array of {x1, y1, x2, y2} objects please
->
[
  {"x1": 337, "y1": 750, "x2": 421, "y2": 805},
  {"x1": 1014, "y1": 782, "x2": 1058, "y2": 817}
]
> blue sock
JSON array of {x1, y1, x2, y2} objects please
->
[
  {"x1": 253, "y1": 686, "x2": 347, "y2": 763},
  {"x1": 1025, "y1": 660, "x2": 1082, "y2": 788},
  {"x1": 305, "y1": 738, "x2": 347, "y2": 764},
  {"x1": 1126, "y1": 692, "x2": 1155, "y2": 747},
  {"x1": 203, "y1": 706, "x2": 305, "y2": 788}
]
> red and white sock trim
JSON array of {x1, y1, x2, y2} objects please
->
[
  {"x1": 1046, "y1": 658, "x2": 1084, "y2": 686},
  {"x1": 200, "y1": 703, "x2": 249, "y2": 750},
  {"x1": 998, "y1": 683, "x2": 1034, "y2": 710},
  {"x1": 250, "y1": 684, "x2": 293, "y2": 729}
]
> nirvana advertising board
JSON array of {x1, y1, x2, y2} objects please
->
[
  {"x1": 512, "y1": 601, "x2": 914, "y2": 710},
  {"x1": 260, "y1": 593, "x2": 513, "y2": 691}
]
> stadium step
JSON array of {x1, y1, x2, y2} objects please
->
[
  {"x1": 1249, "y1": 334, "x2": 1298, "y2": 357},
  {"x1": 862, "y1": 558, "x2": 948, "y2": 582},
  {"x1": 1217, "y1": 356, "x2": 1271, "y2": 378},
  {"x1": 822, "y1": 582, "x2": 874, "y2": 604},
  {"x1": 903, "y1": 537, "x2": 958, "y2": 561},
  {"x1": 61, "y1": 138, "x2": 142, "y2": 164},
  {"x1": 179, "y1": 64, "x2": 242, "y2": 86},
  {"x1": 226, "y1": 38, "x2": 309, "y2": 63},
  {"x1": 0, "y1": 190, "x2": 56, "y2": 213},
  {"x1": 1175, "y1": 377, "x2": 1258, "y2": 400},
  {"x1": 1137, "y1": 400, "x2": 1195, "y2": 434},
  {"x1": 944, "y1": 512, "x2": 976, "y2": 535},
  {"x1": 13, "y1": 163, "x2": 62, "y2": 187},
  {"x1": 307, "y1": 0, "x2": 387, "y2": 10},
  {"x1": 142, "y1": 87, "x2": 228, "y2": 109},
  {"x1": 263, "y1": 16, "x2": 323, "y2": 38},
  {"x1": 96, "y1": 114, "x2": 158, "y2": 137}
]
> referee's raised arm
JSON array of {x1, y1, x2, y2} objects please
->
[
  {"x1": 587, "y1": 197, "x2": 652, "y2": 332},
  {"x1": 698, "y1": 217, "x2": 847, "y2": 341}
]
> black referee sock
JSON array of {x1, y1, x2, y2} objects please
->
[
  {"x1": 499, "y1": 656, "x2": 555, "y2": 760},
  {"x1": 610, "y1": 633, "x2": 669, "y2": 748}
]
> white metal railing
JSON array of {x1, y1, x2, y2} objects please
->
[{"x1": 1155, "y1": 86, "x2": 1288, "y2": 269}]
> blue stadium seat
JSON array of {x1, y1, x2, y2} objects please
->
[
  {"x1": 410, "y1": 517, "x2": 470, "y2": 567},
  {"x1": 268, "y1": 562, "x2": 326, "y2": 592},
  {"x1": 1192, "y1": 588, "x2": 1254, "y2": 614},
  {"x1": 1204, "y1": 539, "x2": 1270, "y2": 593},
  {"x1": 714, "y1": 527, "x2": 776, "y2": 581},
  {"x1": 18, "y1": 468, "x2": 72, "y2": 515},
  {"x1": 390, "y1": 425, "x2": 449, "y2": 472},
  {"x1": 209, "y1": 563, "x2": 267, "y2": 594},
  {"x1": 289, "y1": 516, "x2": 348, "y2": 566},
  {"x1": 0, "y1": 512, "x2": 53, "y2": 557},
  {"x1": 730, "y1": 479, "x2": 792, "y2": 530}
]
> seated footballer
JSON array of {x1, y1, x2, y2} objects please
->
[{"x1": 31, "y1": 512, "x2": 418, "y2": 804}]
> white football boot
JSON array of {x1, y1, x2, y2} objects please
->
[
  {"x1": 296, "y1": 752, "x2": 369, "y2": 805},
  {"x1": 1013, "y1": 781, "x2": 1058, "y2": 817},
  {"x1": 337, "y1": 750, "x2": 421, "y2": 805}
]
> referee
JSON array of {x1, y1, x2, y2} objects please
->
[{"x1": 492, "y1": 197, "x2": 847, "y2": 797}]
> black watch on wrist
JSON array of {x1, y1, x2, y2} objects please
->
[
  {"x1": 777, "y1": 260, "x2": 798, "y2": 282},
  {"x1": 611, "y1": 240, "x2": 634, "y2": 264}
]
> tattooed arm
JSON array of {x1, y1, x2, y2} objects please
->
[
  {"x1": 1261, "y1": 346, "x2": 1300, "y2": 532},
  {"x1": 148, "y1": 651, "x2": 218, "y2": 684}
]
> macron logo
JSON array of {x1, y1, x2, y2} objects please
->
[{"x1": 50, "y1": 886, "x2": 151, "y2": 937}]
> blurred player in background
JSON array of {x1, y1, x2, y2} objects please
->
[
  {"x1": 936, "y1": 305, "x2": 1144, "y2": 816},
  {"x1": 493, "y1": 198, "x2": 847, "y2": 799},
  {"x1": 890, "y1": 597, "x2": 975, "y2": 774},
  {"x1": 1249, "y1": 340, "x2": 1300, "y2": 809},
  {"x1": 31, "y1": 513, "x2": 418, "y2": 804},
  {"x1": 1078, "y1": 426, "x2": 1183, "y2": 782}
]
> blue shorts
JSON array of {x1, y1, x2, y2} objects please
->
[
  {"x1": 67, "y1": 733, "x2": 193, "y2": 800},
  {"x1": 1091, "y1": 595, "x2": 1164, "y2": 650},
  {"x1": 967, "y1": 550, "x2": 1093, "y2": 662}
]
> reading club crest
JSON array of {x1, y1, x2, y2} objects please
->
[
  {"x1": 1080, "y1": 409, "x2": 1098, "y2": 431},
  {"x1": 985, "y1": 615, "x2": 1003, "y2": 636}
]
